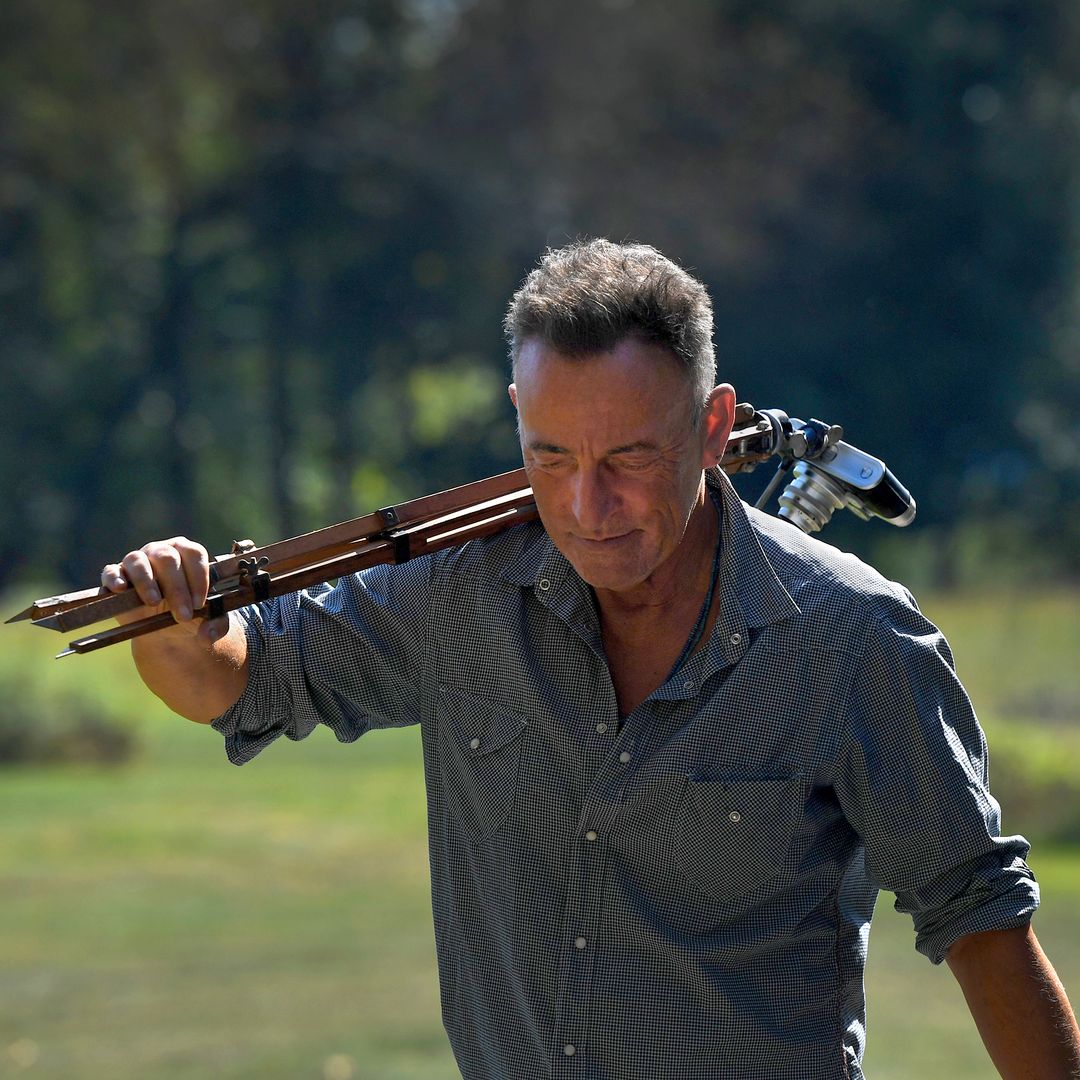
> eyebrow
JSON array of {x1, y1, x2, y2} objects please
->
[{"x1": 526, "y1": 439, "x2": 659, "y2": 456}]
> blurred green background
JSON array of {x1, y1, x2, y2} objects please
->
[{"x1": 2, "y1": 0, "x2": 1079, "y2": 1076}]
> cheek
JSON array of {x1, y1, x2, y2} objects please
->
[
  {"x1": 526, "y1": 473, "x2": 569, "y2": 520},
  {"x1": 645, "y1": 476, "x2": 700, "y2": 535},
  {"x1": 613, "y1": 483, "x2": 679, "y2": 538}
]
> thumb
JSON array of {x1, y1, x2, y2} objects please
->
[{"x1": 196, "y1": 614, "x2": 232, "y2": 646}]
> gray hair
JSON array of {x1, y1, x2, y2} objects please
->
[{"x1": 503, "y1": 239, "x2": 716, "y2": 423}]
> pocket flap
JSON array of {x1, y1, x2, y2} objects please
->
[
  {"x1": 436, "y1": 687, "x2": 531, "y2": 840},
  {"x1": 683, "y1": 775, "x2": 803, "y2": 829},
  {"x1": 437, "y1": 687, "x2": 530, "y2": 757}
]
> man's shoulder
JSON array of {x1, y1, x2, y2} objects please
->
[
  {"x1": 738, "y1": 498, "x2": 916, "y2": 625},
  {"x1": 433, "y1": 518, "x2": 552, "y2": 588}
]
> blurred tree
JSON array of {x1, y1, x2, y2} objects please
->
[
  {"x1": 431, "y1": 0, "x2": 1079, "y2": 562},
  {"x1": 0, "y1": 0, "x2": 508, "y2": 589},
  {"x1": 0, "y1": 0, "x2": 1076, "y2": 592}
]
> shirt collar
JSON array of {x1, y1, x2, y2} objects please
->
[
  {"x1": 708, "y1": 467, "x2": 801, "y2": 630},
  {"x1": 497, "y1": 469, "x2": 801, "y2": 677}
]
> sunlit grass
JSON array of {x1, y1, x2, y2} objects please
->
[
  {"x1": 0, "y1": 719, "x2": 456, "y2": 1079},
  {"x1": 2, "y1": 588, "x2": 1078, "y2": 1077}
]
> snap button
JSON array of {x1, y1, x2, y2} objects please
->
[
  {"x1": 585, "y1": 830, "x2": 598, "y2": 842},
  {"x1": 538, "y1": 578, "x2": 551, "y2": 591},
  {"x1": 729, "y1": 631, "x2": 743, "y2": 646},
  {"x1": 469, "y1": 737, "x2": 480, "y2": 751},
  {"x1": 619, "y1": 751, "x2": 631, "y2": 764},
  {"x1": 574, "y1": 936, "x2": 587, "y2": 949},
  {"x1": 595, "y1": 722, "x2": 608, "y2": 734},
  {"x1": 563, "y1": 1044, "x2": 576, "y2": 1056},
  {"x1": 728, "y1": 810, "x2": 742, "y2": 823}
]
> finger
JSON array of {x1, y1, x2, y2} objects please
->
[
  {"x1": 100, "y1": 562, "x2": 130, "y2": 593},
  {"x1": 119, "y1": 550, "x2": 164, "y2": 608},
  {"x1": 145, "y1": 543, "x2": 195, "y2": 622},
  {"x1": 196, "y1": 614, "x2": 231, "y2": 645},
  {"x1": 172, "y1": 539, "x2": 211, "y2": 612}
]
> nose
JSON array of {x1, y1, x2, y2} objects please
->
[{"x1": 571, "y1": 467, "x2": 617, "y2": 535}]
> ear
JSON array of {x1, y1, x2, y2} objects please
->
[
  {"x1": 700, "y1": 384, "x2": 736, "y2": 468},
  {"x1": 508, "y1": 383, "x2": 518, "y2": 409}
]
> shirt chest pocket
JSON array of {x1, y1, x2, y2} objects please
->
[
  {"x1": 674, "y1": 775, "x2": 805, "y2": 901},
  {"x1": 436, "y1": 689, "x2": 530, "y2": 840}
]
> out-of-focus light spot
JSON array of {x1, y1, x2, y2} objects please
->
[
  {"x1": 5, "y1": 1038, "x2": 40, "y2": 1068},
  {"x1": 177, "y1": 413, "x2": 213, "y2": 452},
  {"x1": 332, "y1": 18, "x2": 371, "y2": 58},
  {"x1": 351, "y1": 462, "x2": 394, "y2": 510},
  {"x1": 413, "y1": 250, "x2": 448, "y2": 289},
  {"x1": 931, "y1": 10, "x2": 967, "y2": 52},
  {"x1": 962, "y1": 84, "x2": 1001, "y2": 124},
  {"x1": 28, "y1": 490, "x2": 73, "y2": 533},
  {"x1": 1052, "y1": 325, "x2": 1080, "y2": 372},
  {"x1": 409, "y1": 359, "x2": 501, "y2": 445},
  {"x1": 322, "y1": 1053, "x2": 357, "y2": 1080},
  {"x1": 136, "y1": 389, "x2": 176, "y2": 429},
  {"x1": 225, "y1": 15, "x2": 262, "y2": 52}
]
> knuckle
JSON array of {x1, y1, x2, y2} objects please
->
[
  {"x1": 172, "y1": 536, "x2": 210, "y2": 565},
  {"x1": 121, "y1": 552, "x2": 148, "y2": 578},
  {"x1": 152, "y1": 546, "x2": 183, "y2": 572}
]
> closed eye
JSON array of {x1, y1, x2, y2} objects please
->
[
  {"x1": 524, "y1": 451, "x2": 570, "y2": 471},
  {"x1": 609, "y1": 447, "x2": 663, "y2": 470}
]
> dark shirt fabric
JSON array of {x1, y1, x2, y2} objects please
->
[{"x1": 213, "y1": 470, "x2": 1038, "y2": 1080}]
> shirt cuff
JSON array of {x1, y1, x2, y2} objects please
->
[
  {"x1": 210, "y1": 607, "x2": 292, "y2": 765},
  {"x1": 900, "y1": 848, "x2": 1040, "y2": 964}
]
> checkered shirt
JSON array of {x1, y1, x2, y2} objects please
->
[{"x1": 213, "y1": 470, "x2": 1038, "y2": 1080}]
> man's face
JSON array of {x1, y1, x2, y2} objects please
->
[{"x1": 510, "y1": 338, "x2": 733, "y2": 594}]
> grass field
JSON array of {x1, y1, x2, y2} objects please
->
[{"x1": 1, "y1": 589, "x2": 1078, "y2": 1078}]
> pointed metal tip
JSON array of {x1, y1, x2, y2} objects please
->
[
  {"x1": 55, "y1": 647, "x2": 77, "y2": 659},
  {"x1": 5, "y1": 608, "x2": 34, "y2": 624}
]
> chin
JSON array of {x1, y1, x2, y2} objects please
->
[
  {"x1": 579, "y1": 569, "x2": 648, "y2": 592},
  {"x1": 566, "y1": 551, "x2": 653, "y2": 592}
]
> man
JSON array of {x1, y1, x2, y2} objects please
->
[{"x1": 106, "y1": 240, "x2": 1079, "y2": 1078}]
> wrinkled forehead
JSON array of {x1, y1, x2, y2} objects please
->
[{"x1": 513, "y1": 339, "x2": 699, "y2": 445}]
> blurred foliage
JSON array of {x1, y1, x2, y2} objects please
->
[
  {"x1": 0, "y1": 686, "x2": 135, "y2": 765},
  {"x1": 0, "y1": 0, "x2": 1078, "y2": 589},
  {"x1": 923, "y1": 587, "x2": 1080, "y2": 843},
  {"x1": 0, "y1": 591, "x2": 147, "y2": 763}
]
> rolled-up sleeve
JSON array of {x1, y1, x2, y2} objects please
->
[
  {"x1": 834, "y1": 588, "x2": 1039, "y2": 964},
  {"x1": 211, "y1": 554, "x2": 435, "y2": 765}
]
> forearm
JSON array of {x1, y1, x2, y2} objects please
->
[
  {"x1": 131, "y1": 614, "x2": 249, "y2": 724},
  {"x1": 947, "y1": 924, "x2": 1080, "y2": 1079}
]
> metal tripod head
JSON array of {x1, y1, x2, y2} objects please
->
[{"x1": 752, "y1": 410, "x2": 916, "y2": 533}]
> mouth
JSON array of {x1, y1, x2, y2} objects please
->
[{"x1": 574, "y1": 532, "x2": 634, "y2": 548}]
